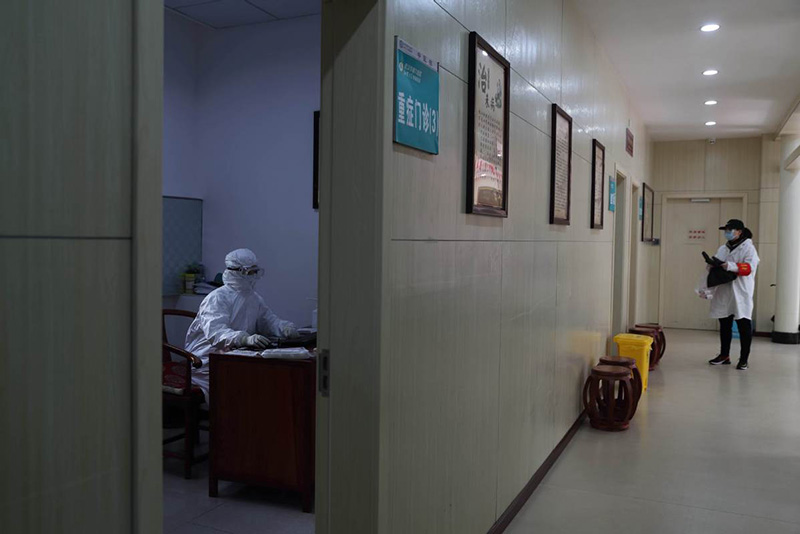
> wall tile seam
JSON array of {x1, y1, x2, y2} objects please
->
[
  {"x1": 510, "y1": 110, "x2": 550, "y2": 139},
  {"x1": 389, "y1": 239, "x2": 615, "y2": 244},
  {"x1": 419, "y1": 12, "x2": 635, "y2": 159},
  {"x1": 656, "y1": 189, "x2": 761, "y2": 194},
  {"x1": 441, "y1": 65, "x2": 466, "y2": 86},
  {"x1": 510, "y1": 67, "x2": 560, "y2": 113},
  {"x1": 429, "y1": 0, "x2": 468, "y2": 37},
  {"x1": 446, "y1": 66, "x2": 606, "y2": 144},
  {"x1": 0, "y1": 235, "x2": 133, "y2": 240}
]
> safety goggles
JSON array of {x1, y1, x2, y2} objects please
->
[{"x1": 226, "y1": 266, "x2": 264, "y2": 277}]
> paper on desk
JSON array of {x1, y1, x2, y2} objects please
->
[{"x1": 226, "y1": 348, "x2": 313, "y2": 360}]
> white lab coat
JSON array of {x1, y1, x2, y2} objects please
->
[
  {"x1": 709, "y1": 239, "x2": 759, "y2": 320},
  {"x1": 184, "y1": 283, "x2": 294, "y2": 400}
]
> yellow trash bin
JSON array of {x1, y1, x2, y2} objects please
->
[{"x1": 614, "y1": 334, "x2": 654, "y2": 391}]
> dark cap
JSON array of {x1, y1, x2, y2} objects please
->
[{"x1": 719, "y1": 219, "x2": 745, "y2": 231}]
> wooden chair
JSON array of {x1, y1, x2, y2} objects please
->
[{"x1": 162, "y1": 309, "x2": 208, "y2": 479}]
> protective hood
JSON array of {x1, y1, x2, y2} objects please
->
[
  {"x1": 225, "y1": 248, "x2": 259, "y2": 269},
  {"x1": 223, "y1": 248, "x2": 263, "y2": 293}
]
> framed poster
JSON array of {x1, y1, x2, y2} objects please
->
[
  {"x1": 591, "y1": 139, "x2": 605, "y2": 229},
  {"x1": 550, "y1": 104, "x2": 572, "y2": 225},
  {"x1": 313, "y1": 110, "x2": 320, "y2": 210},
  {"x1": 466, "y1": 31, "x2": 510, "y2": 218},
  {"x1": 642, "y1": 183, "x2": 655, "y2": 242},
  {"x1": 626, "y1": 128, "x2": 634, "y2": 157}
]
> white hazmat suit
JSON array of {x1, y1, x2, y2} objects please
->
[
  {"x1": 185, "y1": 249, "x2": 297, "y2": 400},
  {"x1": 709, "y1": 238, "x2": 759, "y2": 321}
]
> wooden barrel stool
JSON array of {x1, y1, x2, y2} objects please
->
[
  {"x1": 629, "y1": 327, "x2": 661, "y2": 370},
  {"x1": 583, "y1": 365, "x2": 635, "y2": 431},
  {"x1": 599, "y1": 356, "x2": 642, "y2": 416},
  {"x1": 635, "y1": 323, "x2": 666, "y2": 362}
]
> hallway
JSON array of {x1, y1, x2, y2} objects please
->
[{"x1": 508, "y1": 329, "x2": 800, "y2": 533}]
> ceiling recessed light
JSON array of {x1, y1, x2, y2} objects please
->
[
  {"x1": 703, "y1": 69, "x2": 719, "y2": 76},
  {"x1": 705, "y1": 121, "x2": 717, "y2": 126},
  {"x1": 705, "y1": 100, "x2": 718, "y2": 106},
  {"x1": 701, "y1": 23, "x2": 720, "y2": 32},
  {"x1": 481, "y1": 50, "x2": 488, "y2": 57}
]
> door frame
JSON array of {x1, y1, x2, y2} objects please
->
[
  {"x1": 657, "y1": 192, "x2": 750, "y2": 326},
  {"x1": 628, "y1": 181, "x2": 641, "y2": 326},
  {"x1": 611, "y1": 164, "x2": 640, "y2": 344}
]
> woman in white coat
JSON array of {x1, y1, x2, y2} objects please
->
[{"x1": 708, "y1": 219, "x2": 759, "y2": 370}]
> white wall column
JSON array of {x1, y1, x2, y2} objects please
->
[{"x1": 773, "y1": 135, "x2": 800, "y2": 343}]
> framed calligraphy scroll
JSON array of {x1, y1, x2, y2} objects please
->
[
  {"x1": 550, "y1": 104, "x2": 572, "y2": 225},
  {"x1": 591, "y1": 139, "x2": 605, "y2": 229},
  {"x1": 642, "y1": 183, "x2": 655, "y2": 242},
  {"x1": 466, "y1": 32, "x2": 510, "y2": 217}
]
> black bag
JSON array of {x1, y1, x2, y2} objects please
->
[{"x1": 702, "y1": 252, "x2": 737, "y2": 288}]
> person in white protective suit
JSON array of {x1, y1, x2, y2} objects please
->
[
  {"x1": 708, "y1": 219, "x2": 759, "y2": 370},
  {"x1": 185, "y1": 248, "x2": 298, "y2": 400}
]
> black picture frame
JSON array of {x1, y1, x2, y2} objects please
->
[
  {"x1": 466, "y1": 31, "x2": 510, "y2": 218},
  {"x1": 626, "y1": 128, "x2": 634, "y2": 157},
  {"x1": 550, "y1": 104, "x2": 572, "y2": 225},
  {"x1": 591, "y1": 139, "x2": 605, "y2": 229},
  {"x1": 642, "y1": 183, "x2": 655, "y2": 242},
  {"x1": 313, "y1": 110, "x2": 320, "y2": 210}
]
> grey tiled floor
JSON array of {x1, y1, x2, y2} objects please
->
[
  {"x1": 163, "y1": 434, "x2": 314, "y2": 534},
  {"x1": 507, "y1": 329, "x2": 800, "y2": 533}
]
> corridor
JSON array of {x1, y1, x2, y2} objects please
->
[{"x1": 509, "y1": 329, "x2": 800, "y2": 533}]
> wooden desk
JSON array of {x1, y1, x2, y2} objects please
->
[{"x1": 208, "y1": 353, "x2": 316, "y2": 512}]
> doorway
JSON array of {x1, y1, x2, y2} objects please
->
[
  {"x1": 611, "y1": 170, "x2": 631, "y2": 341},
  {"x1": 659, "y1": 196, "x2": 745, "y2": 330},
  {"x1": 160, "y1": 4, "x2": 321, "y2": 534},
  {"x1": 628, "y1": 183, "x2": 640, "y2": 326}
]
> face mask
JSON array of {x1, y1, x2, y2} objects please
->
[
  {"x1": 222, "y1": 269, "x2": 260, "y2": 293},
  {"x1": 725, "y1": 230, "x2": 736, "y2": 241}
]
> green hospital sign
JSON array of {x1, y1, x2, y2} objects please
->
[{"x1": 394, "y1": 37, "x2": 439, "y2": 155}]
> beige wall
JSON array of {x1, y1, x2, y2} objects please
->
[
  {"x1": 0, "y1": 1, "x2": 163, "y2": 533},
  {"x1": 650, "y1": 136, "x2": 777, "y2": 331},
  {"x1": 383, "y1": 0, "x2": 656, "y2": 528},
  {"x1": 320, "y1": 1, "x2": 656, "y2": 532}
]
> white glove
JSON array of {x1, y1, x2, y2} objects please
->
[
  {"x1": 281, "y1": 324, "x2": 298, "y2": 338},
  {"x1": 241, "y1": 334, "x2": 270, "y2": 349}
]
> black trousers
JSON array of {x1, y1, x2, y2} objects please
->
[{"x1": 719, "y1": 315, "x2": 753, "y2": 363}]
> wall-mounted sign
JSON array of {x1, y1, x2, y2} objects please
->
[
  {"x1": 626, "y1": 128, "x2": 634, "y2": 157},
  {"x1": 394, "y1": 37, "x2": 439, "y2": 154},
  {"x1": 608, "y1": 176, "x2": 616, "y2": 212},
  {"x1": 466, "y1": 31, "x2": 510, "y2": 217},
  {"x1": 688, "y1": 229, "x2": 707, "y2": 241}
]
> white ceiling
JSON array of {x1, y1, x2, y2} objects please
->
[
  {"x1": 165, "y1": 0, "x2": 320, "y2": 29},
  {"x1": 572, "y1": 0, "x2": 800, "y2": 141}
]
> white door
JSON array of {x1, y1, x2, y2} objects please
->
[
  {"x1": 662, "y1": 199, "x2": 742, "y2": 330},
  {"x1": 1, "y1": 1, "x2": 162, "y2": 533}
]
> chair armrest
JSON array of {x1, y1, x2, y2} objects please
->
[
  {"x1": 163, "y1": 308, "x2": 198, "y2": 319},
  {"x1": 163, "y1": 343, "x2": 203, "y2": 369}
]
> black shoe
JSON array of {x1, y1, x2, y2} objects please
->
[
  {"x1": 736, "y1": 360, "x2": 748, "y2": 370},
  {"x1": 709, "y1": 355, "x2": 731, "y2": 365}
]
